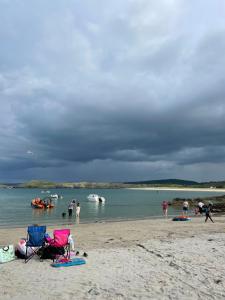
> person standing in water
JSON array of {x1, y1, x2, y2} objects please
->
[
  {"x1": 68, "y1": 200, "x2": 76, "y2": 217},
  {"x1": 76, "y1": 202, "x2": 80, "y2": 218},
  {"x1": 162, "y1": 201, "x2": 169, "y2": 217}
]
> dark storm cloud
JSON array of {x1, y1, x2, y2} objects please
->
[{"x1": 1, "y1": 0, "x2": 225, "y2": 182}]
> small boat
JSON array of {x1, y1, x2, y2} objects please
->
[
  {"x1": 50, "y1": 194, "x2": 59, "y2": 199},
  {"x1": 87, "y1": 194, "x2": 106, "y2": 203},
  {"x1": 31, "y1": 198, "x2": 54, "y2": 209}
]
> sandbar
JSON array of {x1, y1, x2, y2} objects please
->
[{"x1": 128, "y1": 187, "x2": 225, "y2": 192}]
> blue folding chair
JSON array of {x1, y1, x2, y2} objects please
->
[{"x1": 25, "y1": 225, "x2": 46, "y2": 263}]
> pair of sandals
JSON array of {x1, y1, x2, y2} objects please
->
[{"x1": 75, "y1": 251, "x2": 88, "y2": 257}]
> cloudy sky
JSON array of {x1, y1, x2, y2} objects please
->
[{"x1": 1, "y1": 0, "x2": 225, "y2": 182}]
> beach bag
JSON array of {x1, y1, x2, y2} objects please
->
[
  {"x1": 0, "y1": 245, "x2": 15, "y2": 263},
  {"x1": 15, "y1": 239, "x2": 36, "y2": 259},
  {"x1": 68, "y1": 235, "x2": 75, "y2": 251}
]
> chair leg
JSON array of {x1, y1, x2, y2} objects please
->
[
  {"x1": 25, "y1": 247, "x2": 28, "y2": 263},
  {"x1": 25, "y1": 247, "x2": 37, "y2": 263},
  {"x1": 39, "y1": 247, "x2": 43, "y2": 262},
  {"x1": 25, "y1": 254, "x2": 34, "y2": 263}
]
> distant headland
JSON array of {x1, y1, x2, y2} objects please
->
[{"x1": 1, "y1": 178, "x2": 225, "y2": 189}]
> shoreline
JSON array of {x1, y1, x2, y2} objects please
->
[
  {"x1": 127, "y1": 186, "x2": 225, "y2": 192},
  {"x1": 1, "y1": 215, "x2": 225, "y2": 247},
  {"x1": 0, "y1": 214, "x2": 178, "y2": 230}
]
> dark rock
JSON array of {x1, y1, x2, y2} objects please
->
[{"x1": 171, "y1": 194, "x2": 225, "y2": 213}]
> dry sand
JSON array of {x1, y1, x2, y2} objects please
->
[{"x1": 1, "y1": 217, "x2": 225, "y2": 299}]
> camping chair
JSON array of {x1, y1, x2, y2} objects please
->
[
  {"x1": 25, "y1": 225, "x2": 46, "y2": 263},
  {"x1": 49, "y1": 229, "x2": 71, "y2": 261}
]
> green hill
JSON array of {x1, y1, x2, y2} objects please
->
[{"x1": 1, "y1": 179, "x2": 225, "y2": 189}]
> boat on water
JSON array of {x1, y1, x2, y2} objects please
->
[
  {"x1": 50, "y1": 194, "x2": 59, "y2": 199},
  {"x1": 31, "y1": 197, "x2": 54, "y2": 209},
  {"x1": 87, "y1": 194, "x2": 106, "y2": 203}
]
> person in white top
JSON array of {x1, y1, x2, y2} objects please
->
[
  {"x1": 198, "y1": 201, "x2": 204, "y2": 215},
  {"x1": 76, "y1": 202, "x2": 80, "y2": 217},
  {"x1": 182, "y1": 201, "x2": 189, "y2": 216},
  {"x1": 68, "y1": 200, "x2": 76, "y2": 217}
]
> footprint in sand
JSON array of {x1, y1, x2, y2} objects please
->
[{"x1": 105, "y1": 238, "x2": 114, "y2": 243}]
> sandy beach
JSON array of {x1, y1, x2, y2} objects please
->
[
  {"x1": 1, "y1": 217, "x2": 225, "y2": 300},
  {"x1": 128, "y1": 187, "x2": 225, "y2": 193}
]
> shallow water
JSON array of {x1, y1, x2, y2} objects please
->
[{"x1": 0, "y1": 188, "x2": 223, "y2": 227}]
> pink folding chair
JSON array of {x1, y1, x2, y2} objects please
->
[{"x1": 50, "y1": 229, "x2": 71, "y2": 261}]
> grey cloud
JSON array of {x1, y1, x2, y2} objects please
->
[{"x1": 0, "y1": 0, "x2": 225, "y2": 182}]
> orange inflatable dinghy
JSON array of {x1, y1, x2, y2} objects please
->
[{"x1": 31, "y1": 198, "x2": 54, "y2": 209}]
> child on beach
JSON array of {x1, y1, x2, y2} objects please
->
[
  {"x1": 182, "y1": 200, "x2": 189, "y2": 216},
  {"x1": 194, "y1": 207, "x2": 199, "y2": 216},
  {"x1": 76, "y1": 202, "x2": 80, "y2": 217},
  {"x1": 162, "y1": 201, "x2": 169, "y2": 217}
]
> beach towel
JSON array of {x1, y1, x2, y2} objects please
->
[{"x1": 51, "y1": 257, "x2": 86, "y2": 268}]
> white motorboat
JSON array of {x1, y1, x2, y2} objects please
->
[
  {"x1": 50, "y1": 194, "x2": 59, "y2": 199},
  {"x1": 87, "y1": 194, "x2": 106, "y2": 203}
]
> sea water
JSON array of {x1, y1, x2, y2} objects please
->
[{"x1": 0, "y1": 188, "x2": 223, "y2": 227}]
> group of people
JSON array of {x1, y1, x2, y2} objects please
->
[
  {"x1": 42, "y1": 198, "x2": 53, "y2": 207},
  {"x1": 32, "y1": 197, "x2": 53, "y2": 209},
  {"x1": 195, "y1": 201, "x2": 214, "y2": 223},
  {"x1": 67, "y1": 200, "x2": 80, "y2": 217},
  {"x1": 161, "y1": 199, "x2": 214, "y2": 222}
]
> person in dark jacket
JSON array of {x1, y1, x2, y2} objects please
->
[
  {"x1": 205, "y1": 204, "x2": 214, "y2": 223},
  {"x1": 68, "y1": 200, "x2": 76, "y2": 217}
]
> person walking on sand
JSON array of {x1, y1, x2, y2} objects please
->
[
  {"x1": 182, "y1": 200, "x2": 189, "y2": 216},
  {"x1": 205, "y1": 204, "x2": 214, "y2": 223},
  {"x1": 76, "y1": 202, "x2": 80, "y2": 218},
  {"x1": 162, "y1": 200, "x2": 169, "y2": 217}
]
